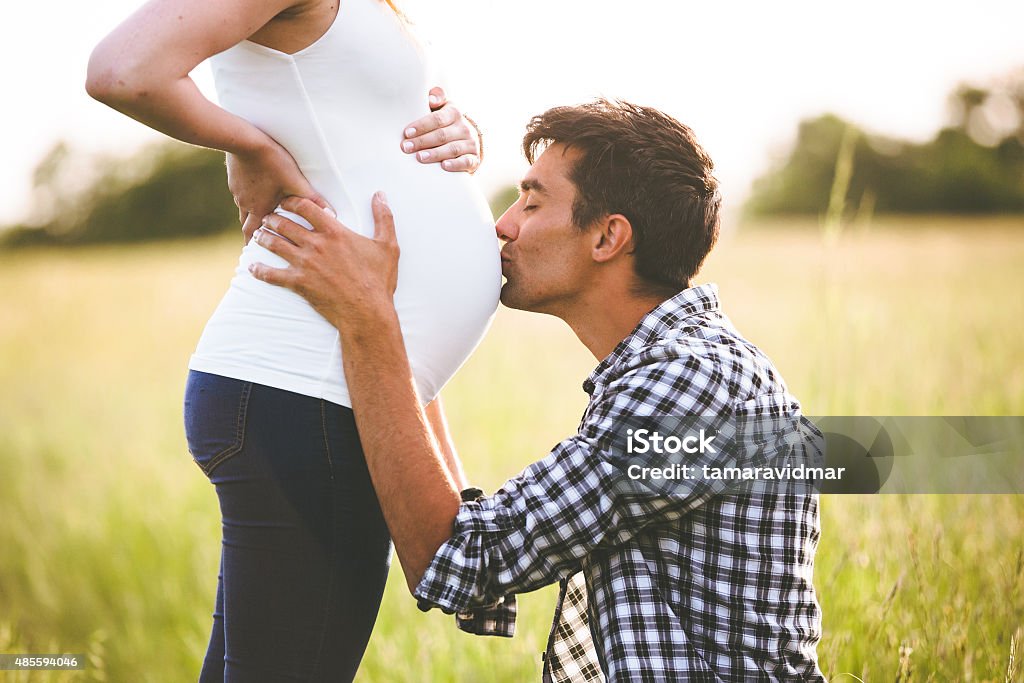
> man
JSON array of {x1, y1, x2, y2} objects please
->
[{"x1": 249, "y1": 99, "x2": 825, "y2": 681}]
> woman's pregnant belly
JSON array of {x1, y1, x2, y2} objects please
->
[{"x1": 188, "y1": 160, "x2": 501, "y2": 407}]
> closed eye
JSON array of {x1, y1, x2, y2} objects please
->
[{"x1": 523, "y1": 204, "x2": 538, "y2": 213}]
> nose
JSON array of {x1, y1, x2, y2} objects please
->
[{"x1": 495, "y1": 204, "x2": 519, "y2": 243}]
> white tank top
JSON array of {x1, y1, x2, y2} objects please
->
[{"x1": 188, "y1": 0, "x2": 501, "y2": 407}]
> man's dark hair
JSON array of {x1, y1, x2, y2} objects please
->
[{"x1": 523, "y1": 99, "x2": 721, "y2": 296}]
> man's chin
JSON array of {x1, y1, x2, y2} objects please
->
[
  {"x1": 500, "y1": 286, "x2": 555, "y2": 318},
  {"x1": 499, "y1": 284, "x2": 531, "y2": 312}
]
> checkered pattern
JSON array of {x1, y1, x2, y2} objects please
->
[
  {"x1": 414, "y1": 284, "x2": 825, "y2": 681},
  {"x1": 546, "y1": 572, "x2": 603, "y2": 682}
]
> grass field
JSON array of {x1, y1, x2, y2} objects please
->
[{"x1": 1, "y1": 216, "x2": 1023, "y2": 682}]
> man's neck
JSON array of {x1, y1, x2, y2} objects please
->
[{"x1": 561, "y1": 289, "x2": 670, "y2": 361}]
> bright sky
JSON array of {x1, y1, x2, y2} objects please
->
[{"x1": 4, "y1": 0, "x2": 1023, "y2": 225}]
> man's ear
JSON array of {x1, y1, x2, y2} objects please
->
[{"x1": 591, "y1": 214, "x2": 634, "y2": 264}]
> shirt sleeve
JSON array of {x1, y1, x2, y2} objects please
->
[{"x1": 412, "y1": 356, "x2": 754, "y2": 630}]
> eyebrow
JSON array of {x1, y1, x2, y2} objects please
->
[{"x1": 519, "y1": 178, "x2": 547, "y2": 195}]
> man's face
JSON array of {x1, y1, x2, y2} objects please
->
[{"x1": 495, "y1": 144, "x2": 595, "y2": 315}]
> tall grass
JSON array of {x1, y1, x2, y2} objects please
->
[{"x1": 1, "y1": 218, "x2": 1022, "y2": 681}]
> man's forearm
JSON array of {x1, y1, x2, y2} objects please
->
[
  {"x1": 333, "y1": 305, "x2": 462, "y2": 591},
  {"x1": 425, "y1": 397, "x2": 469, "y2": 491}
]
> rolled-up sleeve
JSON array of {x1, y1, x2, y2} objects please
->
[
  {"x1": 412, "y1": 434, "x2": 613, "y2": 637},
  {"x1": 414, "y1": 496, "x2": 523, "y2": 636}
]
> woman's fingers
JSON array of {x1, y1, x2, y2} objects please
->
[
  {"x1": 242, "y1": 213, "x2": 261, "y2": 242},
  {"x1": 428, "y1": 86, "x2": 447, "y2": 111},
  {"x1": 415, "y1": 139, "x2": 471, "y2": 163},
  {"x1": 405, "y1": 123, "x2": 473, "y2": 157},
  {"x1": 410, "y1": 137, "x2": 481, "y2": 173},
  {"x1": 233, "y1": 192, "x2": 246, "y2": 225},
  {"x1": 440, "y1": 154, "x2": 480, "y2": 174},
  {"x1": 402, "y1": 104, "x2": 461, "y2": 145},
  {"x1": 400, "y1": 90, "x2": 481, "y2": 173}
]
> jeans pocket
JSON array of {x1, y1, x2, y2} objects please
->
[{"x1": 183, "y1": 371, "x2": 253, "y2": 477}]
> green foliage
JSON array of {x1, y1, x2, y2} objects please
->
[
  {"x1": 489, "y1": 184, "x2": 520, "y2": 220},
  {"x1": 1, "y1": 141, "x2": 522, "y2": 248},
  {"x1": 1, "y1": 142, "x2": 236, "y2": 248},
  {"x1": 747, "y1": 69, "x2": 1024, "y2": 217}
]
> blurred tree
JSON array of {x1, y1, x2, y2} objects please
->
[
  {"x1": 2, "y1": 140, "x2": 523, "y2": 248},
  {"x1": 489, "y1": 184, "x2": 520, "y2": 220},
  {"x1": 1, "y1": 142, "x2": 236, "y2": 248},
  {"x1": 746, "y1": 68, "x2": 1024, "y2": 218}
]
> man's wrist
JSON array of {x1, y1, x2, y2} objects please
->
[
  {"x1": 330, "y1": 297, "x2": 400, "y2": 343},
  {"x1": 460, "y1": 487, "x2": 484, "y2": 503}
]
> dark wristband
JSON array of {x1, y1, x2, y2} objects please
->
[{"x1": 460, "y1": 487, "x2": 485, "y2": 503}]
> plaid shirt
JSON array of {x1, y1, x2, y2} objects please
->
[{"x1": 414, "y1": 284, "x2": 825, "y2": 681}]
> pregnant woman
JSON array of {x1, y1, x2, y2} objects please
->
[{"x1": 86, "y1": 0, "x2": 501, "y2": 679}]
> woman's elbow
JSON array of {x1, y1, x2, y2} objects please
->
[
  {"x1": 85, "y1": 68, "x2": 114, "y2": 104},
  {"x1": 85, "y1": 49, "x2": 148, "y2": 106},
  {"x1": 86, "y1": 61, "x2": 126, "y2": 105}
]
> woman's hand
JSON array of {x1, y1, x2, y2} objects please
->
[
  {"x1": 227, "y1": 140, "x2": 333, "y2": 242},
  {"x1": 400, "y1": 87, "x2": 482, "y2": 174}
]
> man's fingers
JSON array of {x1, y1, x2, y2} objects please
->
[
  {"x1": 371, "y1": 192, "x2": 396, "y2": 243},
  {"x1": 428, "y1": 86, "x2": 446, "y2": 111},
  {"x1": 283, "y1": 170, "x2": 336, "y2": 218},
  {"x1": 261, "y1": 212, "x2": 311, "y2": 247},
  {"x1": 307, "y1": 192, "x2": 337, "y2": 218},
  {"x1": 248, "y1": 261, "x2": 297, "y2": 290},
  {"x1": 253, "y1": 226, "x2": 302, "y2": 263},
  {"x1": 279, "y1": 195, "x2": 348, "y2": 235}
]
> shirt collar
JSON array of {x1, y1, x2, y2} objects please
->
[{"x1": 582, "y1": 283, "x2": 720, "y2": 395}]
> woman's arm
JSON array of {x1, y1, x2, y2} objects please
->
[
  {"x1": 87, "y1": 0, "x2": 331, "y2": 233},
  {"x1": 87, "y1": 0, "x2": 485, "y2": 238},
  {"x1": 86, "y1": 0, "x2": 296, "y2": 155}
]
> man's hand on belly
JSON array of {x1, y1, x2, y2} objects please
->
[{"x1": 248, "y1": 193, "x2": 398, "y2": 331}]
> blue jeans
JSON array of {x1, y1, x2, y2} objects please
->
[{"x1": 183, "y1": 370, "x2": 392, "y2": 682}]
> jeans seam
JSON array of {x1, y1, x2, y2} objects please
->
[
  {"x1": 199, "y1": 381, "x2": 253, "y2": 476},
  {"x1": 310, "y1": 400, "x2": 339, "y2": 680},
  {"x1": 321, "y1": 400, "x2": 335, "y2": 481}
]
